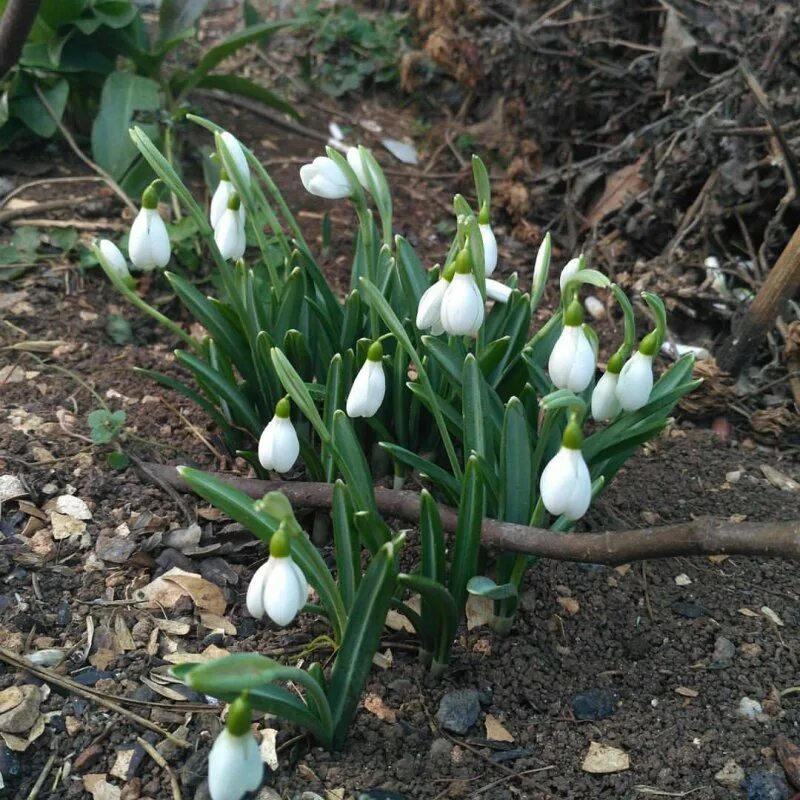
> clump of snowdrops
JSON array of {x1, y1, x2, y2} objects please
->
[{"x1": 95, "y1": 117, "x2": 698, "y2": 797}]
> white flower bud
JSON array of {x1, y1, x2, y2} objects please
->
[
  {"x1": 129, "y1": 207, "x2": 170, "y2": 271},
  {"x1": 214, "y1": 206, "x2": 246, "y2": 261},
  {"x1": 559, "y1": 257, "x2": 581, "y2": 295},
  {"x1": 440, "y1": 272, "x2": 484, "y2": 337},
  {"x1": 258, "y1": 412, "x2": 299, "y2": 473},
  {"x1": 416, "y1": 278, "x2": 449, "y2": 332},
  {"x1": 98, "y1": 239, "x2": 132, "y2": 283},
  {"x1": 220, "y1": 131, "x2": 251, "y2": 186},
  {"x1": 346, "y1": 346, "x2": 385, "y2": 418},
  {"x1": 210, "y1": 179, "x2": 244, "y2": 230},
  {"x1": 591, "y1": 370, "x2": 621, "y2": 421},
  {"x1": 548, "y1": 323, "x2": 596, "y2": 392},
  {"x1": 246, "y1": 554, "x2": 308, "y2": 626},
  {"x1": 300, "y1": 156, "x2": 351, "y2": 199},
  {"x1": 485, "y1": 278, "x2": 512, "y2": 304},
  {"x1": 207, "y1": 728, "x2": 262, "y2": 800},
  {"x1": 479, "y1": 223, "x2": 498, "y2": 276},
  {"x1": 539, "y1": 444, "x2": 592, "y2": 521},
  {"x1": 616, "y1": 351, "x2": 654, "y2": 411},
  {"x1": 346, "y1": 147, "x2": 372, "y2": 191}
]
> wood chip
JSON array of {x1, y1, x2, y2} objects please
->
[
  {"x1": 259, "y1": 728, "x2": 280, "y2": 771},
  {"x1": 760, "y1": 464, "x2": 800, "y2": 491},
  {"x1": 761, "y1": 606, "x2": 784, "y2": 626},
  {"x1": 363, "y1": 693, "x2": 397, "y2": 723},
  {"x1": 83, "y1": 774, "x2": 121, "y2": 800},
  {"x1": 675, "y1": 687, "x2": 698, "y2": 698},
  {"x1": 465, "y1": 594, "x2": 493, "y2": 630},
  {"x1": 738, "y1": 608, "x2": 759, "y2": 617},
  {"x1": 484, "y1": 714, "x2": 514, "y2": 742},
  {"x1": 582, "y1": 741, "x2": 630, "y2": 774}
]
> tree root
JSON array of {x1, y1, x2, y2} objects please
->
[{"x1": 143, "y1": 463, "x2": 800, "y2": 565}]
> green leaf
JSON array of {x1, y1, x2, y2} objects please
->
[
  {"x1": 394, "y1": 236, "x2": 429, "y2": 315},
  {"x1": 466, "y1": 575, "x2": 517, "y2": 600},
  {"x1": 106, "y1": 451, "x2": 130, "y2": 470},
  {"x1": 14, "y1": 79, "x2": 68, "y2": 138},
  {"x1": 87, "y1": 409, "x2": 126, "y2": 444},
  {"x1": 92, "y1": 72, "x2": 161, "y2": 179},
  {"x1": 271, "y1": 347, "x2": 329, "y2": 444},
  {"x1": 157, "y1": 0, "x2": 211, "y2": 42},
  {"x1": 327, "y1": 536, "x2": 402, "y2": 748},
  {"x1": 399, "y1": 573, "x2": 458, "y2": 670},
  {"x1": 106, "y1": 313, "x2": 134, "y2": 345},
  {"x1": 419, "y1": 489, "x2": 445, "y2": 586},
  {"x1": 471, "y1": 155, "x2": 491, "y2": 213},
  {"x1": 332, "y1": 480, "x2": 359, "y2": 609},
  {"x1": 191, "y1": 73, "x2": 298, "y2": 119},
  {"x1": 462, "y1": 354, "x2": 487, "y2": 463},
  {"x1": 499, "y1": 398, "x2": 533, "y2": 524},
  {"x1": 379, "y1": 443, "x2": 460, "y2": 506},
  {"x1": 447, "y1": 456, "x2": 484, "y2": 615},
  {"x1": 331, "y1": 410, "x2": 377, "y2": 515}
]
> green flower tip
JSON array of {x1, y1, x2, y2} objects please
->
[
  {"x1": 607, "y1": 351, "x2": 625, "y2": 374},
  {"x1": 218, "y1": 165, "x2": 229, "y2": 182},
  {"x1": 226, "y1": 693, "x2": 252, "y2": 737},
  {"x1": 141, "y1": 184, "x2": 159, "y2": 210},
  {"x1": 367, "y1": 340, "x2": 383, "y2": 362},
  {"x1": 269, "y1": 526, "x2": 291, "y2": 558},
  {"x1": 454, "y1": 248, "x2": 472, "y2": 275},
  {"x1": 442, "y1": 260, "x2": 456, "y2": 282},
  {"x1": 478, "y1": 201, "x2": 490, "y2": 225},
  {"x1": 562, "y1": 419, "x2": 583, "y2": 450},
  {"x1": 275, "y1": 396, "x2": 291, "y2": 418},
  {"x1": 639, "y1": 331, "x2": 658, "y2": 356},
  {"x1": 564, "y1": 299, "x2": 584, "y2": 327},
  {"x1": 227, "y1": 191, "x2": 241, "y2": 211}
]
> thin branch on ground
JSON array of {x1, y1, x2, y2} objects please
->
[{"x1": 143, "y1": 463, "x2": 800, "y2": 564}]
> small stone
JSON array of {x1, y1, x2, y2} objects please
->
[
  {"x1": 671, "y1": 600, "x2": 711, "y2": 618},
  {"x1": 429, "y1": 738, "x2": 452, "y2": 762},
  {"x1": 57, "y1": 598, "x2": 72, "y2": 626},
  {"x1": 738, "y1": 697, "x2": 763, "y2": 720},
  {"x1": 0, "y1": 686, "x2": 40, "y2": 733},
  {"x1": 742, "y1": 771, "x2": 791, "y2": 800},
  {"x1": 198, "y1": 557, "x2": 238, "y2": 586},
  {"x1": 156, "y1": 725, "x2": 190, "y2": 762},
  {"x1": 710, "y1": 636, "x2": 736, "y2": 669},
  {"x1": 571, "y1": 688, "x2": 617, "y2": 721},
  {"x1": 715, "y1": 760, "x2": 745, "y2": 789},
  {"x1": 674, "y1": 573, "x2": 692, "y2": 586},
  {"x1": 436, "y1": 689, "x2": 481, "y2": 734},
  {"x1": 393, "y1": 756, "x2": 415, "y2": 782},
  {"x1": 96, "y1": 537, "x2": 136, "y2": 564},
  {"x1": 74, "y1": 743, "x2": 105, "y2": 771},
  {"x1": 387, "y1": 679, "x2": 413, "y2": 696},
  {"x1": 72, "y1": 668, "x2": 115, "y2": 687},
  {"x1": 0, "y1": 745, "x2": 21, "y2": 778}
]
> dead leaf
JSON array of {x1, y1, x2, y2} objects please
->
[
  {"x1": 0, "y1": 475, "x2": 26, "y2": 504},
  {"x1": 738, "y1": 608, "x2": 759, "y2": 617},
  {"x1": 675, "y1": 687, "x2": 699, "y2": 698},
  {"x1": 162, "y1": 644, "x2": 228, "y2": 665},
  {"x1": 363, "y1": 694, "x2": 397, "y2": 723},
  {"x1": 0, "y1": 686, "x2": 40, "y2": 733},
  {"x1": 582, "y1": 741, "x2": 630, "y2": 774},
  {"x1": 49, "y1": 495, "x2": 92, "y2": 519},
  {"x1": 259, "y1": 728, "x2": 280, "y2": 771},
  {"x1": 153, "y1": 618, "x2": 191, "y2": 636},
  {"x1": 113, "y1": 615, "x2": 135, "y2": 651},
  {"x1": 134, "y1": 568, "x2": 226, "y2": 615},
  {"x1": 558, "y1": 596, "x2": 580, "y2": 616},
  {"x1": 761, "y1": 606, "x2": 784, "y2": 626},
  {"x1": 200, "y1": 613, "x2": 236, "y2": 636},
  {"x1": 372, "y1": 648, "x2": 393, "y2": 670},
  {"x1": 760, "y1": 464, "x2": 799, "y2": 491},
  {"x1": 0, "y1": 688, "x2": 23, "y2": 715},
  {"x1": 110, "y1": 749, "x2": 135, "y2": 781},
  {"x1": 657, "y1": 7, "x2": 697, "y2": 89},
  {"x1": 84, "y1": 774, "x2": 121, "y2": 800},
  {"x1": 49, "y1": 510, "x2": 86, "y2": 540},
  {"x1": 585, "y1": 155, "x2": 648, "y2": 229},
  {"x1": 0, "y1": 365, "x2": 25, "y2": 384},
  {"x1": 485, "y1": 714, "x2": 514, "y2": 742},
  {"x1": 89, "y1": 650, "x2": 117, "y2": 671},
  {"x1": 465, "y1": 594, "x2": 493, "y2": 630}
]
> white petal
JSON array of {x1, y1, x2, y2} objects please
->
[
  {"x1": 210, "y1": 180, "x2": 234, "y2": 229},
  {"x1": 245, "y1": 559, "x2": 275, "y2": 619},
  {"x1": 214, "y1": 209, "x2": 246, "y2": 261},
  {"x1": 416, "y1": 280, "x2": 448, "y2": 330},
  {"x1": 147, "y1": 209, "x2": 171, "y2": 268},
  {"x1": 440, "y1": 273, "x2": 485, "y2": 336},
  {"x1": 616, "y1": 352, "x2": 654, "y2": 411},
  {"x1": 485, "y1": 278, "x2": 512, "y2": 303},
  {"x1": 479, "y1": 223, "x2": 498, "y2": 276},
  {"x1": 220, "y1": 132, "x2": 251, "y2": 186},
  {"x1": 532, "y1": 237, "x2": 550, "y2": 288},
  {"x1": 540, "y1": 446, "x2": 591, "y2": 520},
  {"x1": 559, "y1": 257, "x2": 581, "y2": 295},
  {"x1": 591, "y1": 371, "x2": 621, "y2": 421},
  {"x1": 264, "y1": 556, "x2": 307, "y2": 626},
  {"x1": 346, "y1": 147, "x2": 369, "y2": 189},
  {"x1": 300, "y1": 157, "x2": 350, "y2": 199},
  {"x1": 208, "y1": 729, "x2": 262, "y2": 800},
  {"x1": 346, "y1": 360, "x2": 385, "y2": 418},
  {"x1": 548, "y1": 325, "x2": 596, "y2": 392},
  {"x1": 258, "y1": 416, "x2": 299, "y2": 473},
  {"x1": 99, "y1": 239, "x2": 129, "y2": 280},
  {"x1": 128, "y1": 209, "x2": 155, "y2": 270}
]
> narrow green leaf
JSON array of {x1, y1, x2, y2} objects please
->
[
  {"x1": 499, "y1": 398, "x2": 533, "y2": 524},
  {"x1": 192, "y1": 73, "x2": 298, "y2": 118},
  {"x1": 448, "y1": 456, "x2": 485, "y2": 615},
  {"x1": 379, "y1": 443, "x2": 460, "y2": 506},
  {"x1": 332, "y1": 481, "x2": 359, "y2": 609},
  {"x1": 399, "y1": 572, "x2": 458, "y2": 669},
  {"x1": 466, "y1": 575, "x2": 517, "y2": 600},
  {"x1": 331, "y1": 410, "x2": 377, "y2": 514},
  {"x1": 462, "y1": 354, "x2": 487, "y2": 463}
]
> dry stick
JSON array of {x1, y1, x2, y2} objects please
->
[
  {"x1": 0, "y1": 198, "x2": 92, "y2": 226},
  {"x1": 25, "y1": 754, "x2": 55, "y2": 800},
  {"x1": 717, "y1": 223, "x2": 800, "y2": 375},
  {"x1": 143, "y1": 463, "x2": 800, "y2": 564},
  {"x1": 0, "y1": 0, "x2": 42, "y2": 78},
  {"x1": 0, "y1": 646, "x2": 190, "y2": 748},
  {"x1": 136, "y1": 736, "x2": 184, "y2": 800},
  {"x1": 33, "y1": 84, "x2": 137, "y2": 215}
]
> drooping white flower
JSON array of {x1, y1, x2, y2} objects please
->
[
  {"x1": 207, "y1": 696, "x2": 262, "y2": 800},
  {"x1": 97, "y1": 239, "x2": 133, "y2": 285},
  {"x1": 346, "y1": 341, "x2": 385, "y2": 418},
  {"x1": 539, "y1": 422, "x2": 592, "y2": 521},
  {"x1": 258, "y1": 398, "x2": 299, "y2": 473},
  {"x1": 532, "y1": 232, "x2": 551, "y2": 290},
  {"x1": 591, "y1": 369, "x2": 622, "y2": 422},
  {"x1": 416, "y1": 276, "x2": 450, "y2": 334},
  {"x1": 210, "y1": 172, "x2": 245, "y2": 230},
  {"x1": 616, "y1": 349, "x2": 654, "y2": 412},
  {"x1": 346, "y1": 146, "x2": 373, "y2": 191},
  {"x1": 559, "y1": 256, "x2": 581, "y2": 295},
  {"x1": 214, "y1": 192, "x2": 246, "y2": 261},
  {"x1": 440, "y1": 251, "x2": 484, "y2": 337},
  {"x1": 128, "y1": 185, "x2": 170, "y2": 271},
  {"x1": 300, "y1": 156, "x2": 351, "y2": 199},
  {"x1": 548, "y1": 302, "x2": 596, "y2": 392},
  {"x1": 246, "y1": 529, "x2": 308, "y2": 626},
  {"x1": 219, "y1": 131, "x2": 251, "y2": 186},
  {"x1": 479, "y1": 223, "x2": 498, "y2": 276},
  {"x1": 485, "y1": 278, "x2": 512, "y2": 303}
]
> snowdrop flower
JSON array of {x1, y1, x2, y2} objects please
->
[
  {"x1": 548, "y1": 300, "x2": 596, "y2": 392},
  {"x1": 246, "y1": 527, "x2": 308, "y2": 626},
  {"x1": 477, "y1": 202, "x2": 498, "y2": 276},
  {"x1": 539, "y1": 420, "x2": 592, "y2": 521},
  {"x1": 591, "y1": 352, "x2": 624, "y2": 422},
  {"x1": 97, "y1": 239, "x2": 134, "y2": 287},
  {"x1": 532, "y1": 233, "x2": 552, "y2": 289},
  {"x1": 616, "y1": 335, "x2": 656, "y2": 411},
  {"x1": 346, "y1": 341, "x2": 385, "y2": 418},
  {"x1": 300, "y1": 156, "x2": 351, "y2": 199},
  {"x1": 258, "y1": 398, "x2": 300, "y2": 473},
  {"x1": 559, "y1": 256, "x2": 581, "y2": 295},
  {"x1": 485, "y1": 278, "x2": 512, "y2": 303},
  {"x1": 440, "y1": 250, "x2": 484, "y2": 337},
  {"x1": 219, "y1": 131, "x2": 250, "y2": 186},
  {"x1": 416, "y1": 263, "x2": 454, "y2": 335},
  {"x1": 214, "y1": 192, "x2": 246, "y2": 261},
  {"x1": 346, "y1": 146, "x2": 373, "y2": 192},
  {"x1": 207, "y1": 694, "x2": 262, "y2": 800},
  {"x1": 128, "y1": 184, "x2": 170, "y2": 271},
  {"x1": 209, "y1": 168, "x2": 246, "y2": 230}
]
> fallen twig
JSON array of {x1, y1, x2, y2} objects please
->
[{"x1": 142, "y1": 463, "x2": 800, "y2": 565}]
